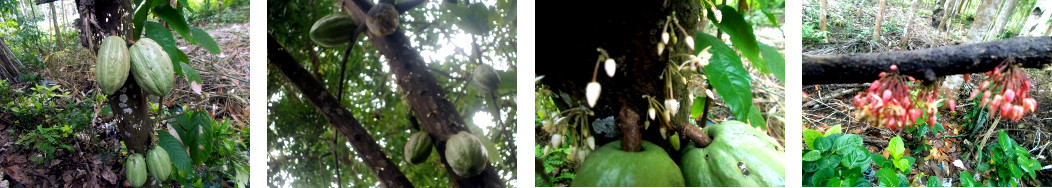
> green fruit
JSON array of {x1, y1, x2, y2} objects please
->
[
  {"x1": 366, "y1": 3, "x2": 399, "y2": 36},
  {"x1": 404, "y1": 132, "x2": 433, "y2": 164},
  {"x1": 445, "y1": 131, "x2": 488, "y2": 177},
  {"x1": 309, "y1": 14, "x2": 357, "y2": 47},
  {"x1": 125, "y1": 154, "x2": 147, "y2": 188},
  {"x1": 146, "y1": 145, "x2": 172, "y2": 181},
  {"x1": 571, "y1": 140, "x2": 685, "y2": 186},
  {"x1": 471, "y1": 63, "x2": 500, "y2": 93},
  {"x1": 681, "y1": 121, "x2": 785, "y2": 187},
  {"x1": 96, "y1": 36, "x2": 131, "y2": 95},
  {"x1": 129, "y1": 38, "x2": 174, "y2": 97}
]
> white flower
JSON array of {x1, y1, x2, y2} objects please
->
[
  {"x1": 586, "y1": 82, "x2": 601, "y2": 107},
  {"x1": 685, "y1": 36, "x2": 695, "y2": 50},
  {"x1": 665, "y1": 99, "x2": 680, "y2": 117},
  {"x1": 657, "y1": 43, "x2": 665, "y2": 55},
  {"x1": 648, "y1": 107, "x2": 657, "y2": 120},
  {"x1": 604, "y1": 59, "x2": 617, "y2": 78},
  {"x1": 662, "y1": 32, "x2": 670, "y2": 44}
]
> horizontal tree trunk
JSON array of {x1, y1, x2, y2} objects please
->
[{"x1": 803, "y1": 37, "x2": 1052, "y2": 85}]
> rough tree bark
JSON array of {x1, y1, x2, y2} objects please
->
[
  {"x1": 967, "y1": 0, "x2": 1001, "y2": 42},
  {"x1": 803, "y1": 37, "x2": 1052, "y2": 85},
  {"x1": 820, "y1": 0, "x2": 828, "y2": 41},
  {"x1": 900, "y1": 0, "x2": 919, "y2": 47},
  {"x1": 536, "y1": 1, "x2": 700, "y2": 158},
  {"x1": 74, "y1": 0, "x2": 152, "y2": 154},
  {"x1": 873, "y1": 0, "x2": 887, "y2": 40},
  {"x1": 268, "y1": 36, "x2": 414, "y2": 187},
  {"x1": 0, "y1": 38, "x2": 22, "y2": 81},
  {"x1": 1022, "y1": 0, "x2": 1052, "y2": 36},
  {"x1": 48, "y1": 1, "x2": 63, "y2": 50},
  {"x1": 986, "y1": 0, "x2": 1018, "y2": 40},
  {"x1": 317, "y1": 0, "x2": 504, "y2": 186}
]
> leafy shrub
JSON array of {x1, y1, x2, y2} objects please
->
[
  {"x1": 802, "y1": 125, "x2": 873, "y2": 187},
  {"x1": 871, "y1": 136, "x2": 915, "y2": 187},
  {"x1": 972, "y1": 130, "x2": 1043, "y2": 187}
]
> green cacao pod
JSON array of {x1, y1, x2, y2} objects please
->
[
  {"x1": 125, "y1": 154, "x2": 147, "y2": 188},
  {"x1": 366, "y1": 3, "x2": 399, "y2": 36},
  {"x1": 681, "y1": 120, "x2": 785, "y2": 187},
  {"x1": 95, "y1": 36, "x2": 131, "y2": 95},
  {"x1": 310, "y1": 14, "x2": 357, "y2": 47},
  {"x1": 146, "y1": 145, "x2": 172, "y2": 181},
  {"x1": 404, "y1": 132, "x2": 432, "y2": 164},
  {"x1": 444, "y1": 131, "x2": 488, "y2": 177},
  {"x1": 571, "y1": 140, "x2": 685, "y2": 186},
  {"x1": 471, "y1": 63, "x2": 500, "y2": 93},
  {"x1": 129, "y1": 38, "x2": 174, "y2": 97}
]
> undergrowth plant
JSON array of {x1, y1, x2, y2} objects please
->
[
  {"x1": 972, "y1": 130, "x2": 1043, "y2": 187},
  {"x1": 871, "y1": 136, "x2": 915, "y2": 187},
  {"x1": 803, "y1": 125, "x2": 874, "y2": 187}
]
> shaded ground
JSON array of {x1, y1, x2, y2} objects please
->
[
  {"x1": 0, "y1": 21, "x2": 249, "y2": 187},
  {"x1": 803, "y1": 0, "x2": 1052, "y2": 186}
]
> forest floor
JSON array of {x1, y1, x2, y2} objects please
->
[
  {"x1": 803, "y1": 0, "x2": 1052, "y2": 186},
  {"x1": 0, "y1": 20, "x2": 249, "y2": 188}
]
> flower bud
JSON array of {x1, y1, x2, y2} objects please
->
[{"x1": 585, "y1": 82, "x2": 601, "y2": 107}]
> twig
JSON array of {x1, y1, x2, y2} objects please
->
[{"x1": 975, "y1": 116, "x2": 1002, "y2": 162}]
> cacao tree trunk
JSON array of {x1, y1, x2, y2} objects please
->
[
  {"x1": 967, "y1": 0, "x2": 1001, "y2": 42},
  {"x1": 75, "y1": 0, "x2": 152, "y2": 154},
  {"x1": 900, "y1": 0, "x2": 919, "y2": 47},
  {"x1": 50, "y1": 2, "x2": 63, "y2": 50},
  {"x1": 986, "y1": 0, "x2": 1018, "y2": 40},
  {"x1": 1021, "y1": 0, "x2": 1052, "y2": 36}
]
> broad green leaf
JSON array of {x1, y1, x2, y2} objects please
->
[
  {"x1": 803, "y1": 150, "x2": 821, "y2": 162},
  {"x1": 815, "y1": 136, "x2": 833, "y2": 152},
  {"x1": 695, "y1": 32, "x2": 752, "y2": 121},
  {"x1": 690, "y1": 95, "x2": 707, "y2": 119},
  {"x1": 888, "y1": 136, "x2": 904, "y2": 160},
  {"x1": 758, "y1": 42, "x2": 784, "y2": 82},
  {"x1": 157, "y1": 130, "x2": 192, "y2": 175},
  {"x1": 897, "y1": 173, "x2": 909, "y2": 187},
  {"x1": 191, "y1": 27, "x2": 220, "y2": 54},
  {"x1": 825, "y1": 124, "x2": 842, "y2": 136},
  {"x1": 132, "y1": 0, "x2": 157, "y2": 39},
  {"x1": 825, "y1": 178, "x2": 842, "y2": 187},
  {"x1": 818, "y1": 154, "x2": 840, "y2": 170},
  {"x1": 180, "y1": 62, "x2": 202, "y2": 86},
  {"x1": 811, "y1": 168, "x2": 833, "y2": 186},
  {"x1": 871, "y1": 153, "x2": 888, "y2": 167},
  {"x1": 710, "y1": 5, "x2": 766, "y2": 74},
  {"x1": 178, "y1": 0, "x2": 193, "y2": 12},
  {"x1": 998, "y1": 130, "x2": 1010, "y2": 153},
  {"x1": 803, "y1": 129, "x2": 822, "y2": 149},
  {"x1": 449, "y1": 3, "x2": 492, "y2": 35},
  {"x1": 190, "y1": 115, "x2": 214, "y2": 164},
  {"x1": 746, "y1": 104, "x2": 766, "y2": 129},
  {"x1": 960, "y1": 171, "x2": 977, "y2": 187},
  {"x1": 834, "y1": 134, "x2": 863, "y2": 151},
  {"x1": 927, "y1": 175, "x2": 940, "y2": 187},
  {"x1": 877, "y1": 168, "x2": 899, "y2": 187},
  {"x1": 1009, "y1": 163, "x2": 1023, "y2": 178},
  {"x1": 153, "y1": 5, "x2": 195, "y2": 44},
  {"x1": 144, "y1": 21, "x2": 185, "y2": 75},
  {"x1": 497, "y1": 70, "x2": 517, "y2": 92},
  {"x1": 840, "y1": 146, "x2": 869, "y2": 169},
  {"x1": 895, "y1": 158, "x2": 911, "y2": 172}
]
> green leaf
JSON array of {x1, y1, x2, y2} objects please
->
[
  {"x1": 871, "y1": 153, "x2": 888, "y2": 167},
  {"x1": 927, "y1": 176, "x2": 940, "y2": 187},
  {"x1": 180, "y1": 62, "x2": 202, "y2": 86},
  {"x1": 998, "y1": 130, "x2": 1010, "y2": 153},
  {"x1": 815, "y1": 136, "x2": 833, "y2": 152},
  {"x1": 877, "y1": 168, "x2": 899, "y2": 187},
  {"x1": 817, "y1": 155, "x2": 840, "y2": 170},
  {"x1": 690, "y1": 95, "x2": 707, "y2": 119},
  {"x1": 825, "y1": 177, "x2": 843, "y2": 187},
  {"x1": 144, "y1": 21, "x2": 185, "y2": 75},
  {"x1": 803, "y1": 150, "x2": 822, "y2": 162},
  {"x1": 835, "y1": 134, "x2": 863, "y2": 152},
  {"x1": 1009, "y1": 162, "x2": 1023, "y2": 178},
  {"x1": 695, "y1": 32, "x2": 752, "y2": 121},
  {"x1": 803, "y1": 129, "x2": 822, "y2": 149},
  {"x1": 757, "y1": 42, "x2": 784, "y2": 82},
  {"x1": 132, "y1": 0, "x2": 157, "y2": 39},
  {"x1": 746, "y1": 104, "x2": 766, "y2": 129},
  {"x1": 811, "y1": 168, "x2": 834, "y2": 186},
  {"x1": 888, "y1": 136, "x2": 905, "y2": 160},
  {"x1": 153, "y1": 5, "x2": 195, "y2": 44},
  {"x1": 960, "y1": 171, "x2": 977, "y2": 187},
  {"x1": 178, "y1": 0, "x2": 193, "y2": 12},
  {"x1": 449, "y1": 3, "x2": 492, "y2": 35},
  {"x1": 190, "y1": 114, "x2": 214, "y2": 164},
  {"x1": 840, "y1": 146, "x2": 869, "y2": 169},
  {"x1": 895, "y1": 158, "x2": 912, "y2": 172},
  {"x1": 190, "y1": 27, "x2": 220, "y2": 54},
  {"x1": 825, "y1": 125, "x2": 842, "y2": 136},
  {"x1": 710, "y1": 5, "x2": 766, "y2": 74},
  {"x1": 157, "y1": 130, "x2": 192, "y2": 176}
]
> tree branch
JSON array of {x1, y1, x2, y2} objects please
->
[
  {"x1": 268, "y1": 34, "x2": 413, "y2": 187},
  {"x1": 803, "y1": 37, "x2": 1052, "y2": 85},
  {"x1": 340, "y1": 0, "x2": 506, "y2": 186}
]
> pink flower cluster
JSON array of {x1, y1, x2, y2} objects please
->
[
  {"x1": 968, "y1": 64, "x2": 1037, "y2": 121},
  {"x1": 852, "y1": 65, "x2": 926, "y2": 131}
]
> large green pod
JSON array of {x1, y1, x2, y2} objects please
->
[
  {"x1": 404, "y1": 132, "x2": 433, "y2": 164},
  {"x1": 95, "y1": 36, "x2": 131, "y2": 95},
  {"x1": 571, "y1": 140, "x2": 685, "y2": 186},
  {"x1": 125, "y1": 154, "x2": 147, "y2": 188},
  {"x1": 445, "y1": 131, "x2": 488, "y2": 177},
  {"x1": 309, "y1": 14, "x2": 357, "y2": 47},
  {"x1": 146, "y1": 145, "x2": 172, "y2": 181},
  {"x1": 681, "y1": 121, "x2": 785, "y2": 187},
  {"x1": 129, "y1": 38, "x2": 174, "y2": 97}
]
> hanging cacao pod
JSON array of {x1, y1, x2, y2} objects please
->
[
  {"x1": 366, "y1": 3, "x2": 399, "y2": 36},
  {"x1": 129, "y1": 38, "x2": 175, "y2": 97},
  {"x1": 471, "y1": 63, "x2": 500, "y2": 93},
  {"x1": 125, "y1": 154, "x2": 147, "y2": 188},
  {"x1": 146, "y1": 145, "x2": 172, "y2": 181},
  {"x1": 95, "y1": 36, "x2": 131, "y2": 95},
  {"x1": 404, "y1": 132, "x2": 433, "y2": 164},
  {"x1": 310, "y1": 14, "x2": 357, "y2": 47},
  {"x1": 444, "y1": 131, "x2": 488, "y2": 177}
]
